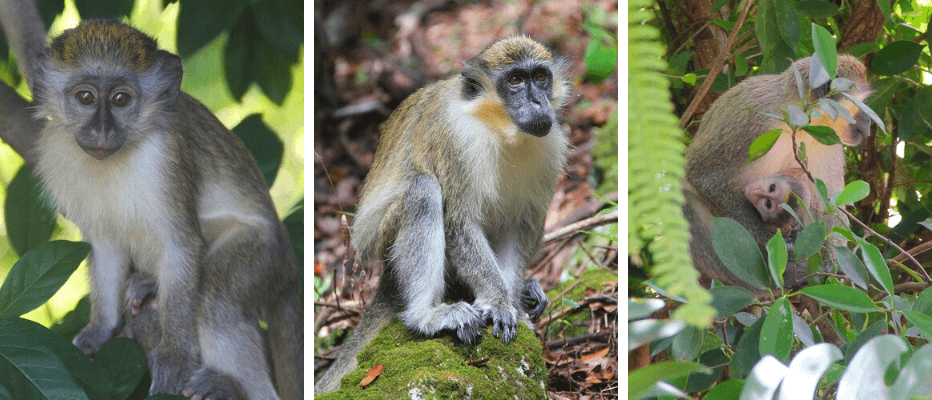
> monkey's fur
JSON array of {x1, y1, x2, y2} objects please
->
[
  {"x1": 745, "y1": 168, "x2": 816, "y2": 235},
  {"x1": 315, "y1": 36, "x2": 570, "y2": 393},
  {"x1": 684, "y1": 55, "x2": 871, "y2": 292},
  {"x1": 32, "y1": 21, "x2": 301, "y2": 399}
]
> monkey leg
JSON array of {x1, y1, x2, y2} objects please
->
[
  {"x1": 74, "y1": 241, "x2": 130, "y2": 358},
  {"x1": 392, "y1": 175, "x2": 483, "y2": 344},
  {"x1": 190, "y1": 226, "x2": 292, "y2": 400}
]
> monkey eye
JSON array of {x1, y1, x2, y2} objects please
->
[
  {"x1": 76, "y1": 90, "x2": 96, "y2": 105},
  {"x1": 111, "y1": 92, "x2": 131, "y2": 107},
  {"x1": 508, "y1": 75, "x2": 523, "y2": 86},
  {"x1": 534, "y1": 71, "x2": 548, "y2": 82}
]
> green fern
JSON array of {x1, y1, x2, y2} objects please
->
[{"x1": 628, "y1": 0, "x2": 714, "y2": 326}]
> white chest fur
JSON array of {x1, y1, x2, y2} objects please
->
[{"x1": 35, "y1": 131, "x2": 172, "y2": 245}]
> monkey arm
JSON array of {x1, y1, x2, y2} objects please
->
[{"x1": 72, "y1": 241, "x2": 130, "y2": 357}]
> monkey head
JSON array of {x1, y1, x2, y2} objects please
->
[{"x1": 34, "y1": 20, "x2": 182, "y2": 160}]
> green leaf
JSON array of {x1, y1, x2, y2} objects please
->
[
  {"x1": 774, "y1": 0, "x2": 800, "y2": 51},
  {"x1": 672, "y1": 326, "x2": 703, "y2": 361},
  {"x1": 584, "y1": 34, "x2": 618, "y2": 83},
  {"x1": 283, "y1": 200, "x2": 303, "y2": 267},
  {"x1": 73, "y1": 0, "x2": 132, "y2": 19},
  {"x1": 795, "y1": 0, "x2": 839, "y2": 18},
  {"x1": 703, "y1": 379, "x2": 744, "y2": 400},
  {"x1": 710, "y1": 218, "x2": 769, "y2": 289},
  {"x1": 177, "y1": 0, "x2": 248, "y2": 58},
  {"x1": 913, "y1": 286, "x2": 932, "y2": 314},
  {"x1": 870, "y1": 40, "x2": 924, "y2": 76},
  {"x1": 856, "y1": 240, "x2": 895, "y2": 295},
  {"x1": 843, "y1": 320, "x2": 887, "y2": 363},
  {"x1": 800, "y1": 284, "x2": 877, "y2": 313},
  {"x1": 811, "y1": 24, "x2": 837, "y2": 81},
  {"x1": 840, "y1": 91, "x2": 886, "y2": 134},
  {"x1": 682, "y1": 73, "x2": 697, "y2": 86},
  {"x1": 0, "y1": 241, "x2": 91, "y2": 319},
  {"x1": 902, "y1": 311, "x2": 932, "y2": 345},
  {"x1": 628, "y1": 361, "x2": 710, "y2": 399},
  {"x1": 760, "y1": 297, "x2": 794, "y2": 361},
  {"x1": 748, "y1": 129, "x2": 783, "y2": 163},
  {"x1": 709, "y1": 286, "x2": 756, "y2": 318},
  {"x1": 834, "y1": 180, "x2": 869, "y2": 206},
  {"x1": 731, "y1": 316, "x2": 767, "y2": 378},
  {"x1": 4, "y1": 166, "x2": 57, "y2": 256},
  {"x1": 252, "y1": 40, "x2": 294, "y2": 105},
  {"x1": 833, "y1": 246, "x2": 868, "y2": 290},
  {"x1": 0, "y1": 319, "x2": 92, "y2": 399},
  {"x1": 756, "y1": 0, "x2": 779, "y2": 54},
  {"x1": 766, "y1": 231, "x2": 787, "y2": 287},
  {"x1": 896, "y1": 85, "x2": 932, "y2": 141},
  {"x1": 794, "y1": 221, "x2": 826, "y2": 261},
  {"x1": 249, "y1": 0, "x2": 303, "y2": 62},
  {"x1": 837, "y1": 336, "x2": 908, "y2": 397},
  {"x1": 890, "y1": 343, "x2": 932, "y2": 400},
  {"x1": 629, "y1": 298, "x2": 665, "y2": 320},
  {"x1": 232, "y1": 114, "x2": 283, "y2": 188},
  {"x1": 801, "y1": 125, "x2": 840, "y2": 145},
  {"x1": 223, "y1": 12, "x2": 252, "y2": 101},
  {"x1": 95, "y1": 338, "x2": 146, "y2": 399}
]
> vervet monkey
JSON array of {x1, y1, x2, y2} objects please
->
[
  {"x1": 315, "y1": 35, "x2": 570, "y2": 393},
  {"x1": 745, "y1": 168, "x2": 816, "y2": 234},
  {"x1": 31, "y1": 20, "x2": 302, "y2": 399},
  {"x1": 684, "y1": 55, "x2": 871, "y2": 291}
]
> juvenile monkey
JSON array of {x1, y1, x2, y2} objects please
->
[
  {"x1": 315, "y1": 36, "x2": 570, "y2": 393},
  {"x1": 745, "y1": 168, "x2": 816, "y2": 234},
  {"x1": 684, "y1": 55, "x2": 872, "y2": 291},
  {"x1": 32, "y1": 21, "x2": 301, "y2": 399}
]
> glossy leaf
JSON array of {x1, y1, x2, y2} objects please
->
[
  {"x1": 760, "y1": 297, "x2": 794, "y2": 361},
  {"x1": 232, "y1": 114, "x2": 283, "y2": 188},
  {"x1": 778, "y1": 343, "x2": 843, "y2": 400},
  {"x1": 903, "y1": 310, "x2": 932, "y2": 344},
  {"x1": 0, "y1": 241, "x2": 91, "y2": 319},
  {"x1": 774, "y1": 0, "x2": 800, "y2": 50},
  {"x1": 800, "y1": 284, "x2": 877, "y2": 313},
  {"x1": 0, "y1": 319, "x2": 88, "y2": 399},
  {"x1": 801, "y1": 125, "x2": 840, "y2": 145},
  {"x1": 748, "y1": 129, "x2": 783, "y2": 163},
  {"x1": 5, "y1": 166, "x2": 57, "y2": 256},
  {"x1": 890, "y1": 343, "x2": 932, "y2": 399},
  {"x1": 628, "y1": 360, "x2": 709, "y2": 400},
  {"x1": 841, "y1": 91, "x2": 887, "y2": 133},
  {"x1": 177, "y1": 0, "x2": 247, "y2": 58},
  {"x1": 837, "y1": 335, "x2": 907, "y2": 398},
  {"x1": 95, "y1": 338, "x2": 146, "y2": 399},
  {"x1": 794, "y1": 0, "x2": 839, "y2": 18},
  {"x1": 766, "y1": 231, "x2": 787, "y2": 287},
  {"x1": 832, "y1": 246, "x2": 868, "y2": 290},
  {"x1": 834, "y1": 180, "x2": 869, "y2": 206},
  {"x1": 811, "y1": 24, "x2": 837, "y2": 82},
  {"x1": 871, "y1": 40, "x2": 925, "y2": 76},
  {"x1": 250, "y1": 0, "x2": 302, "y2": 62},
  {"x1": 793, "y1": 221, "x2": 826, "y2": 262},
  {"x1": 711, "y1": 218, "x2": 769, "y2": 289},
  {"x1": 740, "y1": 355, "x2": 787, "y2": 400},
  {"x1": 856, "y1": 240, "x2": 895, "y2": 295}
]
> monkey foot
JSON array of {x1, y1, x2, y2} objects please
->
[{"x1": 182, "y1": 367, "x2": 245, "y2": 400}]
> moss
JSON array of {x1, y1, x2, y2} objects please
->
[{"x1": 318, "y1": 319, "x2": 547, "y2": 400}]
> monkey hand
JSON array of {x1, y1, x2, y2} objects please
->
[
  {"x1": 148, "y1": 345, "x2": 198, "y2": 396},
  {"x1": 182, "y1": 367, "x2": 246, "y2": 400},
  {"x1": 73, "y1": 323, "x2": 120, "y2": 359},
  {"x1": 474, "y1": 300, "x2": 518, "y2": 344},
  {"x1": 124, "y1": 272, "x2": 158, "y2": 316},
  {"x1": 522, "y1": 278, "x2": 549, "y2": 321}
]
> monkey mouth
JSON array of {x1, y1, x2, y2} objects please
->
[{"x1": 80, "y1": 145, "x2": 117, "y2": 160}]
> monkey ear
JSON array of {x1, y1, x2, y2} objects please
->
[{"x1": 149, "y1": 50, "x2": 183, "y2": 105}]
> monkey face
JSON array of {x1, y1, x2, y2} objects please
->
[
  {"x1": 497, "y1": 63, "x2": 555, "y2": 137},
  {"x1": 63, "y1": 81, "x2": 141, "y2": 160}
]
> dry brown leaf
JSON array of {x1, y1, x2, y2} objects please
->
[
  {"x1": 358, "y1": 363, "x2": 383, "y2": 388},
  {"x1": 579, "y1": 347, "x2": 610, "y2": 364}
]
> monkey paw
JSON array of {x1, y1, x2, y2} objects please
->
[
  {"x1": 522, "y1": 278, "x2": 549, "y2": 321},
  {"x1": 183, "y1": 367, "x2": 245, "y2": 400},
  {"x1": 73, "y1": 323, "x2": 119, "y2": 358},
  {"x1": 475, "y1": 302, "x2": 518, "y2": 344},
  {"x1": 148, "y1": 347, "x2": 197, "y2": 396},
  {"x1": 124, "y1": 272, "x2": 158, "y2": 316}
]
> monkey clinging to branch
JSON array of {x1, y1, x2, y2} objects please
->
[
  {"x1": 315, "y1": 35, "x2": 570, "y2": 394},
  {"x1": 683, "y1": 55, "x2": 872, "y2": 292}
]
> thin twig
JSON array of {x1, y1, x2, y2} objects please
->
[
  {"x1": 840, "y1": 208, "x2": 930, "y2": 281},
  {"x1": 679, "y1": 0, "x2": 755, "y2": 128}
]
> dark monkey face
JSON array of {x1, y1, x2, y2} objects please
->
[{"x1": 497, "y1": 62, "x2": 555, "y2": 137}]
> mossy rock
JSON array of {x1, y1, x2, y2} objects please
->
[
  {"x1": 318, "y1": 319, "x2": 547, "y2": 400},
  {"x1": 542, "y1": 268, "x2": 616, "y2": 339}
]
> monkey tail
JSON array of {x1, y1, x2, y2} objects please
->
[
  {"x1": 314, "y1": 287, "x2": 396, "y2": 394},
  {"x1": 268, "y1": 291, "x2": 304, "y2": 400}
]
